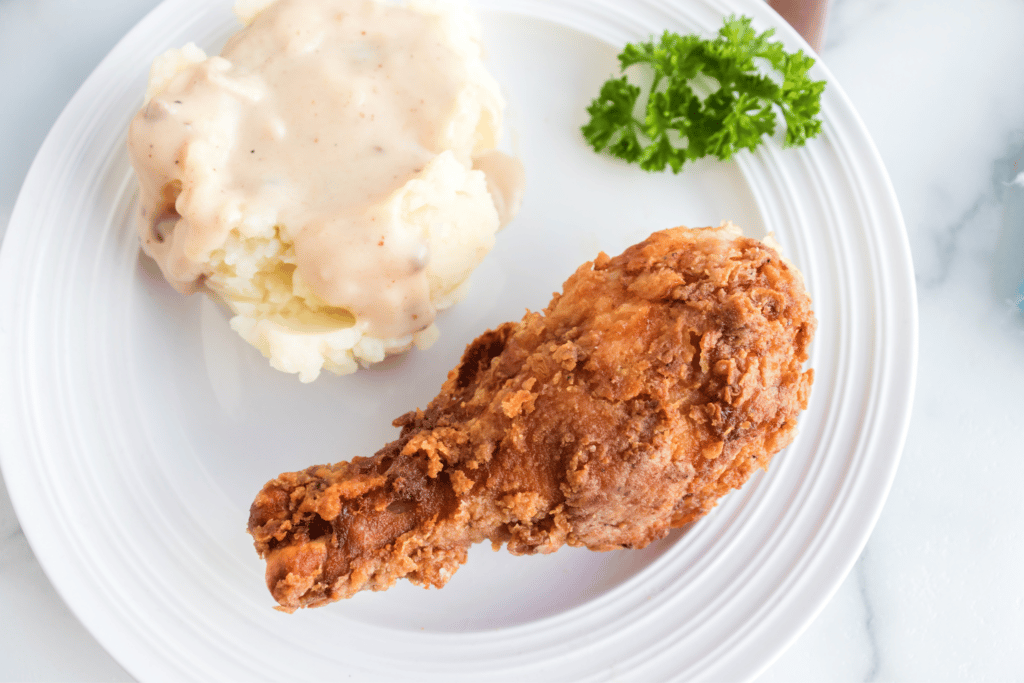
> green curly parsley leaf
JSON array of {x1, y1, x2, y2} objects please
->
[{"x1": 581, "y1": 15, "x2": 826, "y2": 173}]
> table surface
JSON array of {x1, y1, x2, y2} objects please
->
[{"x1": 3, "y1": 0, "x2": 1023, "y2": 680}]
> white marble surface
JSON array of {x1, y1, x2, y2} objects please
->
[{"x1": 2, "y1": 0, "x2": 1024, "y2": 680}]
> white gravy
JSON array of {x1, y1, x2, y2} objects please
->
[{"x1": 129, "y1": 0, "x2": 522, "y2": 339}]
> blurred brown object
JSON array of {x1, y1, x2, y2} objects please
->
[{"x1": 768, "y1": 0, "x2": 830, "y2": 52}]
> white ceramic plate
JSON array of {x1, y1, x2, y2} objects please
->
[{"x1": 0, "y1": 0, "x2": 916, "y2": 680}]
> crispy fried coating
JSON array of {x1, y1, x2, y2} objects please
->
[{"x1": 248, "y1": 224, "x2": 816, "y2": 611}]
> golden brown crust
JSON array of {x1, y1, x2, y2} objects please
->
[{"x1": 247, "y1": 224, "x2": 816, "y2": 611}]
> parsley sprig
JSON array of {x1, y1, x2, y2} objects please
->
[{"x1": 581, "y1": 15, "x2": 826, "y2": 173}]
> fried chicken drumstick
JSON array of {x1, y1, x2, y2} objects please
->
[{"x1": 248, "y1": 224, "x2": 816, "y2": 611}]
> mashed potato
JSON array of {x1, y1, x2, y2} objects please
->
[{"x1": 128, "y1": 0, "x2": 523, "y2": 382}]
